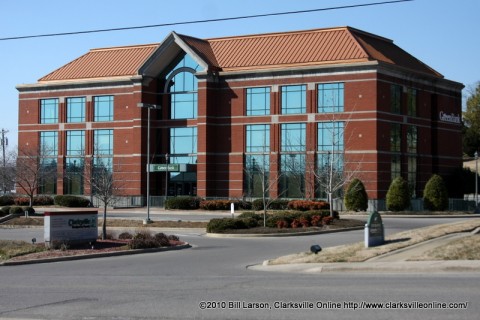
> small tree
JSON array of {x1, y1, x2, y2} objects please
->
[
  {"x1": 83, "y1": 157, "x2": 123, "y2": 239},
  {"x1": 344, "y1": 178, "x2": 368, "y2": 211},
  {"x1": 386, "y1": 176, "x2": 410, "y2": 211},
  {"x1": 423, "y1": 174, "x2": 449, "y2": 211},
  {"x1": 15, "y1": 145, "x2": 57, "y2": 206}
]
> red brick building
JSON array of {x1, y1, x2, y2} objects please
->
[{"x1": 17, "y1": 27, "x2": 463, "y2": 204}]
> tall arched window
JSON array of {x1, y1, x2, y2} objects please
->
[{"x1": 165, "y1": 54, "x2": 199, "y2": 119}]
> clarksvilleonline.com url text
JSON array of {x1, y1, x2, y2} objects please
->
[{"x1": 199, "y1": 300, "x2": 469, "y2": 311}]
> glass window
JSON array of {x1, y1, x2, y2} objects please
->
[
  {"x1": 170, "y1": 127, "x2": 197, "y2": 158},
  {"x1": 66, "y1": 97, "x2": 86, "y2": 123},
  {"x1": 39, "y1": 131, "x2": 58, "y2": 156},
  {"x1": 317, "y1": 122, "x2": 344, "y2": 152},
  {"x1": 38, "y1": 131, "x2": 58, "y2": 194},
  {"x1": 40, "y1": 99, "x2": 58, "y2": 124},
  {"x1": 66, "y1": 130, "x2": 85, "y2": 156},
  {"x1": 246, "y1": 87, "x2": 270, "y2": 116},
  {"x1": 246, "y1": 125, "x2": 270, "y2": 153},
  {"x1": 281, "y1": 123, "x2": 306, "y2": 152},
  {"x1": 245, "y1": 154, "x2": 270, "y2": 198},
  {"x1": 318, "y1": 83, "x2": 344, "y2": 113},
  {"x1": 168, "y1": 54, "x2": 199, "y2": 120},
  {"x1": 407, "y1": 126, "x2": 417, "y2": 154},
  {"x1": 391, "y1": 154, "x2": 401, "y2": 180},
  {"x1": 407, "y1": 88, "x2": 417, "y2": 116},
  {"x1": 390, "y1": 124, "x2": 401, "y2": 152},
  {"x1": 94, "y1": 129, "x2": 113, "y2": 155},
  {"x1": 408, "y1": 156, "x2": 417, "y2": 196},
  {"x1": 94, "y1": 96, "x2": 114, "y2": 122},
  {"x1": 391, "y1": 85, "x2": 402, "y2": 114},
  {"x1": 279, "y1": 153, "x2": 306, "y2": 198},
  {"x1": 281, "y1": 85, "x2": 306, "y2": 114}
]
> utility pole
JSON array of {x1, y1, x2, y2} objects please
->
[{"x1": 1, "y1": 128, "x2": 9, "y2": 194}]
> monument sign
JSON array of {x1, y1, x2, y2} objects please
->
[
  {"x1": 44, "y1": 211, "x2": 98, "y2": 248},
  {"x1": 364, "y1": 211, "x2": 384, "y2": 248}
]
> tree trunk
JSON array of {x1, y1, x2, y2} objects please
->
[{"x1": 102, "y1": 204, "x2": 107, "y2": 240}]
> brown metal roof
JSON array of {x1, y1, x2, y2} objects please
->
[
  {"x1": 39, "y1": 44, "x2": 159, "y2": 82},
  {"x1": 37, "y1": 26, "x2": 443, "y2": 82},
  {"x1": 205, "y1": 27, "x2": 370, "y2": 72}
]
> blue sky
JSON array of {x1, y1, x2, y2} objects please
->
[{"x1": 1, "y1": 0, "x2": 479, "y2": 148}]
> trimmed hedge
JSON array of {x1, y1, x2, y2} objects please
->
[
  {"x1": 199, "y1": 200, "x2": 253, "y2": 211},
  {"x1": 0, "y1": 195, "x2": 14, "y2": 206},
  {"x1": 165, "y1": 196, "x2": 201, "y2": 210},
  {"x1": 252, "y1": 199, "x2": 290, "y2": 211},
  {"x1": 206, "y1": 218, "x2": 250, "y2": 233},
  {"x1": 9, "y1": 206, "x2": 25, "y2": 214},
  {"x1": 287, "y1": 200, "x2": 329, "y2": 211},
  {"x1": 54, "y1": 195, "x2": 91, "y2": 208},
  {"x1": 207, "y1": 210, "x2": 339, "y2": 232}
]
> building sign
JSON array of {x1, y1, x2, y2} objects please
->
[
  {"x1": 364, "y1": 211, "x2": 384, "y2": 248},
  {"x1": 148, "y1": 164, "x2": 195, "y2": 172},
  {"x1": 44, "y1": 211, "x2": 98, "y2": 247},
  {"x1": 439, "y1": 112, "x2": 461, "y2": 124}
]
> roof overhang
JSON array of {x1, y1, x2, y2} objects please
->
[
  {"x1": 139, "y1": 31, "x2": 209, "y2": 78},
  {"x1": 16, "y1": 76, "x2": 142, "y2": 93}
]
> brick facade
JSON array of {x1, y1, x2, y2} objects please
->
[{"x1": 16, "y1": 28, "x2": 464, "y2": 202}]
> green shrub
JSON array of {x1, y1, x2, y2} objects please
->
[
  {"x1": 269, "y1": 200, "x2": 290, "y2": 210},
  {"x1": 0, "y1": 195, "x2": 14, "y2": 206},
  {"x1": 0, "y1": 206, "x2": 11, "y2": 215},
  {"x1": 237, "y1": 212, "x2": 262, "y2": 220},
  {"x1": 54, "y1": 195, "x2": 91, "y2": 207},
  {"x1": 423, "y1": 174, "x2": 449, "y2": 211},
  {"x1": 252, "y1": 199, "x2": 289, "y2": 210},
  {"x1": 9, "y1": 206, "x2": 24, "y2": 214},
  {"x1": 206, "y1": 218, "x2": 249, "y2": 233},
  {"x1": 165, "y1": 196, "x2": 201, "y2": 210},
  {"x1": 344, "y1": 178, "x2": 368, "y2": 212},
  {"x1": 386, "y1": 177, "x2": 411, "y2": 211},
  {"x1": 252, "y1": 199, "x2": 265, "y2": 210},
  {"x1": 22, "y1": 206, "x2": 35, "y2": 215}
]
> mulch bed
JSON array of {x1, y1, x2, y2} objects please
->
[
  {"x1": 215, "y1": 218, "x2": 365, "y2": 234},
  {"x1": 7, "y1": 239, "x2": 184, "y2": 262}
]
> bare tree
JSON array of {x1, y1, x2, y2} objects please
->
[
  {"x1": 83, "y1": 156, "x2": 123, "y2": 239},
  {"x1": 16, "y1": 145, "x2": 57, "y2": 206},
  {"x1": 308, "y1": 118, "x2": 363, "y2": 217},
  {"x1": 0, "y1": 149, "x2": 16, "y2": 195},
  {"x1": 245, "y1": 153, "x2": 287, "y2": 227}
]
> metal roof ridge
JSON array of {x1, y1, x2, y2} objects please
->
[
  {"x1": 89, "y1": 43, "x2": 160, "y2": 52},
  {"x1": 205, "y1": 26, "x2": 352, "y2": 42}
]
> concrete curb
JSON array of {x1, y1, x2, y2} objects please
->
[
  {"x1": 248, "y1": 260, "x2": 480, "y2": 273},
  {"x1": 0, "y1": 243, "x2": 191, "y2": 266},
  {"x1": 206, "y1": 226, "x2": 364, "y2": 238}
]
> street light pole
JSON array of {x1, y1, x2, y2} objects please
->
[
  {"x1": 475, "y1": 151, "x2": 478, "y2": 206},
  {"x1": 137, "y1": 103, "x2": 160, "y2": 224},
  {"x1": 165, "y1": 153, "x2": 169, "y2": 208}
]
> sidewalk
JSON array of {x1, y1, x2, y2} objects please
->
[{"x1": 249, "y1": 229, "x2": 480, "y2": 273}]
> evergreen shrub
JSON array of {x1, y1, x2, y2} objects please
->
[
  {"x1": 423, "y1": 174, "x2": 449, "y2": 211},
  {"x1": 386, "y1": 177, "x2": 410, "y2": 211},
  {"x1": 344, "y1": 178, "x2": 368, "y2": 212}
]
